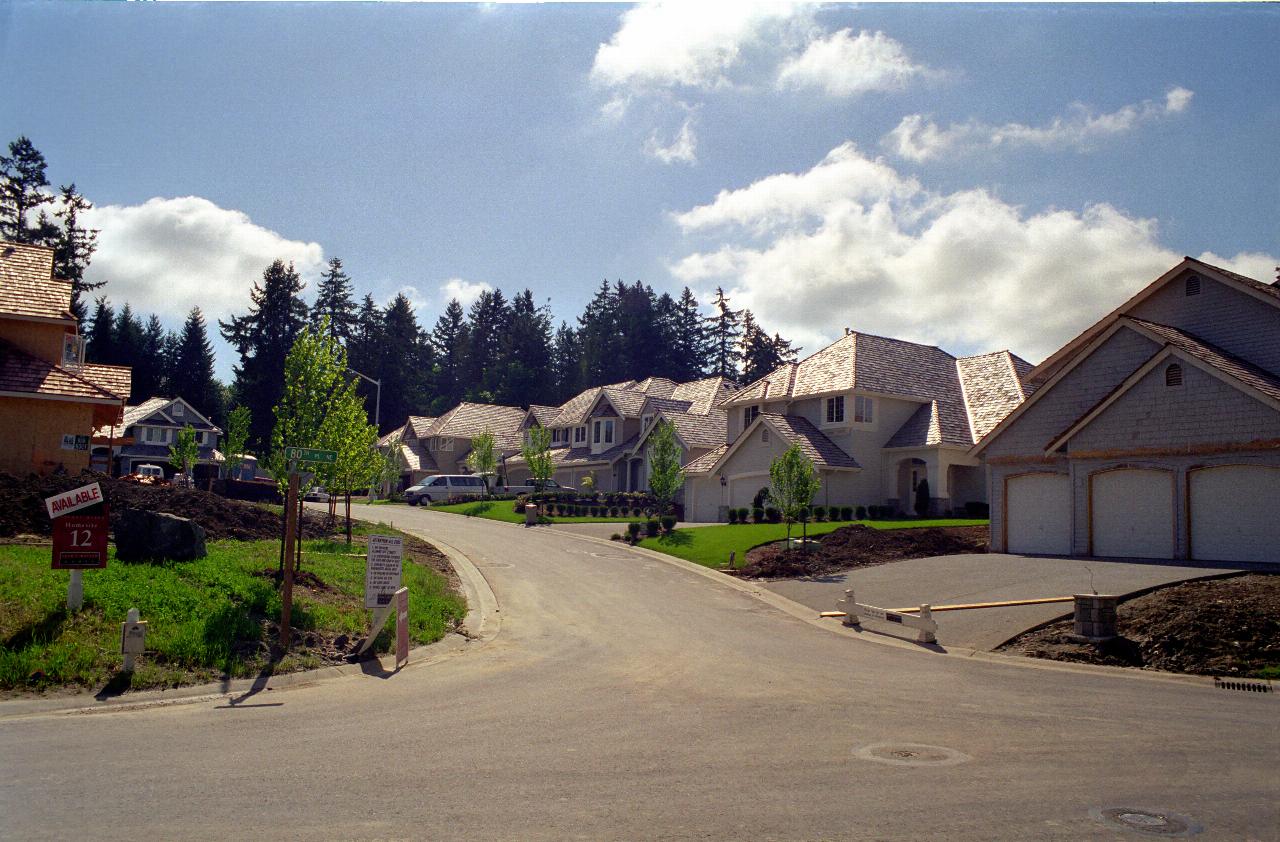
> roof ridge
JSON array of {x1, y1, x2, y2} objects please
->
[{"x1": 954, "y1": 359, "x2": 979, "y2": 444}]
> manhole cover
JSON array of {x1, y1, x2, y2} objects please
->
[
  {"x1": 853, "y1": 743, "x2": 970, "y2": 767},
  {"x1": 1090, "y1": 807, "x2": 1202, "y2": 837}
]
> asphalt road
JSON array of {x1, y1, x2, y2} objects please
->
[{"x1": 1, "y1": 504, "x2": 1276, "y2": 841}]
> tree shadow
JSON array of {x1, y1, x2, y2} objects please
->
[
  {"x1": 4, "y1": 608, "x2": 69, "y2": 651},
  {"x1": 653, "y1": 530, "x2": 694, "y2": 547}
]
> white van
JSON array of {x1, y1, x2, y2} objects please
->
[
  {"x1": 404, "y1": 475, "x2": 489, "y2": 505},
  {"x1": 134, "y1": 464, "x2": 164, "y2": 479}
]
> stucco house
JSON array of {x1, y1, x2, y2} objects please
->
[
  {"x1": 972, "y1": 257, "x2": 1280, "y2": 564},
  {"x1": 416, "y1": 401, "x2": 525, "y2": 476},
  {"x1": 683, "y1": 331, "x2": 1031, "y2": 522},
  {"x1": 92, "y1": 396, "x2": 223, "y2": 480},
  {"x1": 0, "y1": 242, "x2": 131, "y2": 475}
]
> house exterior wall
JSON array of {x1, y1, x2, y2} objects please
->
[
  {"x1": 0, "y1": 396, "x2": 94, "y2": 474},
  {"x1": 1131, "y1": 274, "x2": 1280, "y2": 374},
  {"x1": 983, "y1": 328, "x2": 1161, "y2": 458},
  {"x1": 986, "y1": 459, "x2": 1071, "y2": 553},
  {"x1": 2, "y1": 319, "x2": 70, "y2": 363}
]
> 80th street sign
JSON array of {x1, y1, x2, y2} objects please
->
[{"x1": 284, "y1": 447, "x2": 337, "y2": 464}]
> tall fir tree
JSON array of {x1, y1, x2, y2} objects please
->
[
  {"x1": 85, "y1": 296, "x2": 117, "y2": 365},
  {"x1": 464, "y1": 289, "x2": 510, "y2": 401},
  {"x1": 497, "y1": 290, "x2": 554, "y2": 406},
  {"x1": 670, "y1": 286, "x2": 710, "y2": 381},
  {"x1": 170, "y1": 307, "x2": 223, "y2": 420},
  {"x1": 131, "y1": 314, "x2": 168, "y2": 399},
  {"x1": 0, "y1": 136, "x2": 53, "y2": 244},
  {"x1": 430, "y1": 298, "x2": 468, "y2": 413},
  {"x1": 219, "y1": 260, "x2": 309, "y2": 452},
  {"x1": 705, "y1": 286, "x2": 742, "y2": 381},
  {"x1": 615, "y1": 281, "x2": 664, "y2": 382},
  {"x1": 346, "y1": 293, "x2": 385, "y2": 422},
  {"x1": 310, "y1": 256, "x2": 358, "y2": 341},
  {"x1": 112, "y1": 303, "x2": 145, "y2": 371},
  {"x1": 52, "y1": 184, "x2": 101, "y2": 321},
  {"x1": 577, "y1": 280, "x2": 621, "y2": 387},
  {"x1": 378, "y1": 293, "x2": 433, "y2": 433},
  {"x1": 551, "y1": 321, "x2": 581, "y2": 404}
]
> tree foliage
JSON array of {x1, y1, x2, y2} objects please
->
[
  {"x1": 520, "y1": 425, "x2": 554, "y2": 489},
  {"x1": 465, "y1": 431, "x2": 498, "y2": 493},
  {"x1": 645, "y1": 419, "x2": 684, "y2": 516},
  {"x1": 768, "y1": 443, "x2": 822, "y2": 548},
  {"x1": 167, "y1": 424, "x2": 200, "y2": 478},
  {"x1": 0, "y1": 136, "x2": 53, "y2": 244},
  {"x1": 223, "y1": 406, "x2": 252, "y2": 480},
  {"x1": 269, "y1": 321, "x2": 349, "y2": 488},
  {"x1": 706, "y1": 286, "x2": 742, "y2": 381}
]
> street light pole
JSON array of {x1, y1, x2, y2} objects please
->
[{"x1": 347, "y1": 367, "x2": 382, "y2": 431}]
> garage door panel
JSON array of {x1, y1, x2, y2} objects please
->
[
  {"x1": 1191, "y1": 466, "x2": 1280, "y2": 564},
  {"x1": 1091, "y1": 469, "x2": 1174, "y2": 559},
  {"x1": 1006, "y1": 473, "x2": 1071, "y2": 555}
]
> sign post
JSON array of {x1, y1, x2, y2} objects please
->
[
  {"x1": 45, "y1": 482, "x2": 109, "y2": 612},
  {"x1": 277, "y1": 447, "x2": 335, "y2": 650},
  {"x1": 359, "y1": 536, "x2": 404, "y2": 656},
  {"x1": 395, "y1": 587, "x2": 409, "y2": 668},
  {"x1": 120, "y1": 607, "x2": 147, "y2": 672}
]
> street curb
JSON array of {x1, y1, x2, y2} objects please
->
[{"x1": 0, "y1": 528, "x2": 500, "y2": 721}]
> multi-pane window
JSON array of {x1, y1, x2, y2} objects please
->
[
  {"x1": 743, "y1": 405, "x2": 760, "y2": 428},
  {"x1": 826, "y1": 396, "x2": 845, "y2": 423},
  {"x1": 593, "y1": 421, "x2": 601, "y2": 444},
  {"x1": 574, "y1": 426, "x2": 586, "y2": 444},
  {"x1": 854, "y1": 395, "x2": 874, "y2": 423},
  {"x1": 604, "y1": 419, "x2": 615, "y2": 444}
]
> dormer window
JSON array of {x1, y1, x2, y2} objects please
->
[
  {"x1": 1165, "y1": 363, "x2": 1183, "y2": 387},
  {"x1": 743, "y1": 405, "x2": 760, "y2": 427},
  {"x1": 642, "y1": 414, "x2": 653, "y2": 430},
  {"x1": 825, "y1": 396, "x2": 845, "y2": 424},
  {"x1": 574, "y1": 426, "x2": 586, "y2": 444},
  {"x1": 172, "y1": 403, "x2": 184, "y2": 417},
  {"x1": 1185, "y1": 274, "x2": 1201, "y2": 296}
]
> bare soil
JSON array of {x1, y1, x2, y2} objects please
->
[
  {"x1": 1000, "y1": 574, "x2": 1280, "y2": 678},
  {"x1": 735, "y1": 524, "x2": 987, "y2": 579},
  {"x1": 0, "y1": 471, "x2": 327, "y2": 541}
]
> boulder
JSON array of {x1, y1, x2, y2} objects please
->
[{"x1": 114, "y1": 510, "x2": 207, "y2": 562}]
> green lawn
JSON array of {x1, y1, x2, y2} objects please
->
[
  {"x1": 0, "y1": 531, "x2": 466, "y2": 693},
  {"x1": 426, "y1": 500, "x2": 640, "y2": 524},
  {"x1": 638, "y1": 519, "x2": 989, "y2": 568}
]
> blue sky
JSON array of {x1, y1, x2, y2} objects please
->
[{"x1": 2, "y1": 2, "x2": 1277, "y2": 381}]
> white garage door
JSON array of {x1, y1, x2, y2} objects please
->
[
  {"x1": 1190, "y1": 466, "x2": 1280, "y2": 563},
  {"x1": 1006, "y1": 473, "x2": 1071, "y2": 555},
  {"x1": 1091, "y1": 469, "x2": 1174, "y2": 559}
]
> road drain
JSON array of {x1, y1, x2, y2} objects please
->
[
  {"x1": 1213, "y1": 677, "x2": 1272, "y2": 693},
  {"x1": 1090, "y1": 807, "x2": 1202, "y2": 837},
  {"x1": 852, "y1": 743, "x2": 970, "y2": 767}
]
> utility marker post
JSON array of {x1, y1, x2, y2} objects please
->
[
  {"x1": 280, "y1": 471, "x2": 300, "y2": 649},
  {"x1": 120, "y1": 607, "x2": 146, "y2": 672}
]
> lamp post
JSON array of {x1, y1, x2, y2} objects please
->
[{"x1": 347, "y1": 367, "x2": 382, "y2": 431}]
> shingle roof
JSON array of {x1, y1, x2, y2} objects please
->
[
  {"x1": 0, "y1": 338, "x2": 122, "y2": 403},
  {"x1": 885, "y1": 401, "x2": 945, "y2": 448},
  {"x1": 424, "y1": 402, "x2": 526, "y2": 448},
  {"x1": 81, "y1": 364, "x2": 131, "y2": 402},
  {"x1": 761, "y1": 414, "x2": 862, "y2": 469},
  {"x1": 672, "y1": 376, "x2": 737, "y2": 414},
  {"x1": 665, "y1": 410, "x2": 728, "y2": 450},
  {"x1": 527, "y1": 404, "x2": 559, "y2": 426},
  {"x1": 726, "y1": 362, "x2": 798, "y2": 405},
  {"x1": 634, "y1": 376, "x2": 679, "y2": 398},
  {"x1": 0, "y1": 242, "x2": 74, "y2": 322},
  {"x1": 507, "y1": 434, "x2": 641, "y2": 469},
  {"x1": 956, "y1": 351, "x2": 1031, "y2": 442},
  {"x1": 1185, "y1": 256, "x2": 1280, "y2": 302},
  {"x1": 1125, "y1": 317, "x2": 1280, "y2": 404},
  {"x1": 642, "y1": 397, "x2": 695, "y2": 415},
  {"x1": 406, "y1": 416, "x2": 437, "y2": 439},
  {"x1": 598, "y1": 386, "x2": 647, "y2": 418},
  {"x1": 377, "y1": 427, "x2": 404, "y2": 449},
  {"x1": 683, "y1": 444, "x2": 728, "y2": 475}
]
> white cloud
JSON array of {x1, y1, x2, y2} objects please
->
[
  {"x1": 645, "y1": 111, "x2": 699, "y2": 165},
  {"x1": 884, "y1": 87, "x2": 1195, "y2": 162},
  {"x1": 82, "y1": 196, "x2": 324, "y2": 323},
  {"x1": 438, "y1": 277, "x2": 493, "y2": 308},
  {"x1": 669, "y1": 142, "x2": 1275, "y2": 362},
  {"x1": 776, "y1": 29, "x2": 928, "y2": 96}
]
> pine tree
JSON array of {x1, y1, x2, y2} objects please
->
[
  {"x1": 219, "y1": 260, "x2": 309, "y2": 452},
  {"x1": 131, "y1": 314, "x2": 167, "y2": 400},
  {"x1": 551, "y1": 321, "x2": 581, "y2": 404},
  {"x1": 670, "y1": 287, "x2": 710, "y2": 381},
  {"x1": 113, "y1": 303, "x2": 145, "y2": 372},
  {"x1": 430, "y1": 298, "x2": 468, "y2": 412},
  {"x1": 52, "y1": 184, "x2": 101, "y2": 321},
  {"x1": 310, "y1": 257, "x2": 357, "y2": 341},
  {"x1": 0, "y1": 136, "x2": 54, "y2": 244},
  {"x1": 464, "y1": 289, "x2": 510, "y2": 401},
  {"x1": 85, "y1": 296, "x2": 116, "y2": 365},
  {"x1": 615, "y1": 281, "x2": 663, "y2": 381},
  {"x1": 705, "y1": 286, "x2": 742, "y2": 381},
  {"x1": 346, "y1": 293, "x2": 384, "y2": 422},
  {"x1": 379, "y1": 293, "x2": 433, "y2": 434},
  {"x1": 771, "y1": 332, "x2": 800, "y2": 366},
  {"x1": 170, "y1": 307, "x2": 223, "y2": 419},
  {"x1": 498, "y1": 289, "x2": 554, "y2": 406},
  {"x1": 577, "y1": 280, "x2": 620, "y2": 387}
]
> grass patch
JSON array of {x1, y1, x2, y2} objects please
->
[
  {"x1": 639, "y1": 519, "x2": 989, "y2": 568},
  {"x1": 426, "y1": 500, "x2": 639, "y2": 524},
  {"x1": 0, "y1": 530, "x2": 465, "y2": 693}
]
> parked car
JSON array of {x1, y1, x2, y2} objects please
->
[
  {"x1": 502, "y1": 478, "x2": 574, "y2": 494},
  {"x1": 303, "y1": 486, "x2": 330, "y2": 502},
  {"x1": 404, "y1": 474, "x2": 488, "y2": 505},
  {"x1": 134, "y1": 464, "x2": 164, "y2": 479}
]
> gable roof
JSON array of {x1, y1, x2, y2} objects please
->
[
  {"x1": 956, "y1": 350, "x2": 1033, "y2": 442},
  {"x1": 404, "y1": 415, "x2": 437, "y2": 439},
  {"x1": 525, "y1": 404, "x2": 559, "y2": 427},
  {"x1": 95, "y1": 395, "x2": 220, "y2": 438},
  {"x1": 672, "y1": 375, "x2": 737, "y2": 414},
  {"x1": 688, "y1": 413, "x2": 861, "y2": 475},
  {"x1": 0, "y1": 242, "x2": 75, "y2": 323},
  {"x1": 1030, "y1": 257, "x2": 1280, "y2": 386},
  {"x1": 0, "y1": 338, "x2": 124, "y2": 405},
  {"x1": 633, "y1": 376, "x2": 679, "y2": 398},
  {"x1": 82, "y1": 364, "x2": 132, "y2": 403},
  {"x1": 683, "y1": 444, "x2": 728, "y2": 475},
  {"x1": 424, "y1": 401, "x2": 526, "y2": 448}
]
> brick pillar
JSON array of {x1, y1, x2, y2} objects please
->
[{"x1": 1071, "y1": 594, "x2": 1119, "y2": 641}]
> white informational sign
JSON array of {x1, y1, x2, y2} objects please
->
[
  {"x1": 365, "y1": 535, "x2": 404, "y2": 608},
  {"x1": 121, "y1": 620, "x2": 147, "y2": 655},
  {"x1": 44, "y1": 482, "x2": 104, "y2": 519}
]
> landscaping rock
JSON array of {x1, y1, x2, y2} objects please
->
[{"x1": 114, "y1": 510, "x2": 208, "y2": 562}]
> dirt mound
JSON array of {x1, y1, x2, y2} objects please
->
[
  {"x1": 1000, "y1": 574, "x2": 1280, "y2": 677},
  {"x1": 0, "y1": 471, "x2": 326, "y2": 542},
  {"x1": 736, "y1": 524, "x2": 987, "y2": 579}
]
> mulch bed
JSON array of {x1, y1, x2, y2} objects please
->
[
  {"x1": 0, "y1": 471, "x2": 327, "y2": 541},
  {"x1": 734, "y1": 524, "x2": 988, "y2": 579},
  {"x1": 999, "y1": 574, "x2": 1280, "y2": 678}
]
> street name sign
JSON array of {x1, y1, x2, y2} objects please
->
[
  {"x1": 44, "y1": 482, "x2": 104, "y2": 519},
  {"x1": 365, "y1": 535, "x2": 404, "y2": 608},
  {"x1": 284, "y1": 447, "x2": 337, "y2": 464}
]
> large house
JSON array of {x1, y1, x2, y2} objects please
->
[
  {"x1": 504, "y1": 376, "x2": 736, "y2": 491},
  {"x1": 0, "y1": 242, "x2": 131, "y2": 475},
  {"x1": 972, "y1": 257, "x2": 1280, "y2": 564},
  {"x1": 92, "y1": 396, "x2": 224, "y2": 480},
  {"x1": 683, "y1": 331, "x2": 1031, "y2": 522},
  {"x1": 387, "y1": 402, "x2": 525, "y2": 487}
]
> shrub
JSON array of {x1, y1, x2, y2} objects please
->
[
  {"x1": 766, "y1": 506, "x2": 781, "y2": 523},
  {"x1": 660, "y1": 515, "x2": 676, "y2": 533},
  {"x1": 855, "y1": 505, "x2": 866, "y2": 519},
  {"x1": 610, "y1": 533, "x2": 623, "y2": 541},
  {"x1": 513, "y1": 496, "x2": 528, "y2": 514},
  {"x1": 840, "y1": 506, "x2": 853, "y2": 521},
  {"x1": 964, "y1": 501, "x2": 990, "y2": 518},
  {"x1": 811, "y1": 505, "x2": 826, "y2": 522},
  {"x1": 627, "y1": 521, "x2": 642, "y2": 541},
  {"x1": 727, "y1": 508, "x2": 738, "y2": 524},
  {"x1": 608, "y1": 506, "x2": 618, "y2": 517},
  {"x1": 738, "y1": 507, "x2": 750, "y2": 523},
  {"x1": 752, "y1": 507, "x2": 766, "y2": 524},
  {"x1": 753, "y1": 487, "x2": 770, "y2": 509},
  {"x1": 645, "y1": 519, "x2": 660, "y2": 537}
]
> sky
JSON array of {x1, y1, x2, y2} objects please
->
[{"x1": 2, "y1": 2, "x2": 1278, "y2": 383}]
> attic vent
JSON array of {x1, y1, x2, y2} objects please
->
[
  {"x1": 1165, "y1": 363, "x2": 1183, "y2": 387},
  {"x1": 1185, "y1": 274, "x2": 1201, "y2": 296},
  {"x1": 761, "y1": 428, "x2": 770, "y2": 444}
]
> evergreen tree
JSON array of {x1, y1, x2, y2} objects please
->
[
  {"x1": 430, "y1": 298, "x2": 468, "y2": 412},
  {"x1": 551, "y1": 321, "x2": 581, "y2": 404},
  {"x1": 771, "y1": 331, "x2": 800, "y2": 366},
  {"x1": 85, "y1": 296, "x2": 116, "y2": 365},
  {"x1": 346, "y1": 292, "x2": 384, "y2": 416},
  {"x1": 464, "y1": 289, "x2": 510, "y2": 401},
  {"x1": 740, "y1": 310, "x2": 800, "y2": 384},
  {"x1": 51, "y1": 184, "x2": 101, "y2": 321},
  {"x1": 131, "y1": 314, "x2": 167, "y2": 400},
  {"x1": 651, "y1": 291, "x2": 682, "y2": 381},
  {"x1": 378, "y1": 293, "x2": 433, "y2": 434},
  {"x1": 706, "y1": 286, "x2": 742, "y2": 381},
  {"x1": 669, "y1": 287, "x2": 710, "y2": 381},
  {"x1": 219, "y1": 260, "x2": 309, "y2": 452},
  {"x1": 498, "y1": 290, "x2": 554, "y2": 406},
  {"x1": 577, "y1": 280, "x2": 621, "y2": 387},
  {"x1": 310, "y1": 257, "x2": 357, "y2": 341},
  {"x1": 615, "y1": 280, "x2": 663, "y2": 381},
  {"x1": 170, "y1": 307, "x2": 223, "y2": 419},
  {"x1": 113, "y1": 303, "x2": 145, "y2": 372},
  {"x1": 0, "y1": 136, "x2": 54, "y2": 244}
]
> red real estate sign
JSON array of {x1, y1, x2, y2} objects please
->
[{"x1": 51, "y1": 510, "x2": 110, "y2": 569}]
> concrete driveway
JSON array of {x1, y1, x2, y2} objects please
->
[
  {"x1": 2, "y1": 509, "x2": 1275, "y2": 840},
  {"x1": 762, "y1": 553, "x2": 1251, "y2": 651}
]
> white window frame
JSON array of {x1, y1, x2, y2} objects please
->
[
  {"x1": 854, "y1": 395, "x2": 874, "y2": 423},
  {"x1": 825, "y1": 395, "x2": 845, "y2": 425},
  {"x1": 440, "y1": 438, "x2": 454, "y2": 452},
  {"x1": 172, "y1": 403, "x2": 184, "y2": 417},
  {"x1": 743, "y1": 405, "x2": 760, "y2": 428},
  {"x1": 574, "y1": 426, "x2": 586, "y2": 444},
  {"x1": 604, "y1": 419, "x2": 615, "y2": 445}
]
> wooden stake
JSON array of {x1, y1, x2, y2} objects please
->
[{"x1": 280, "y1": 473, "x2": 300, "y2": 649}]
